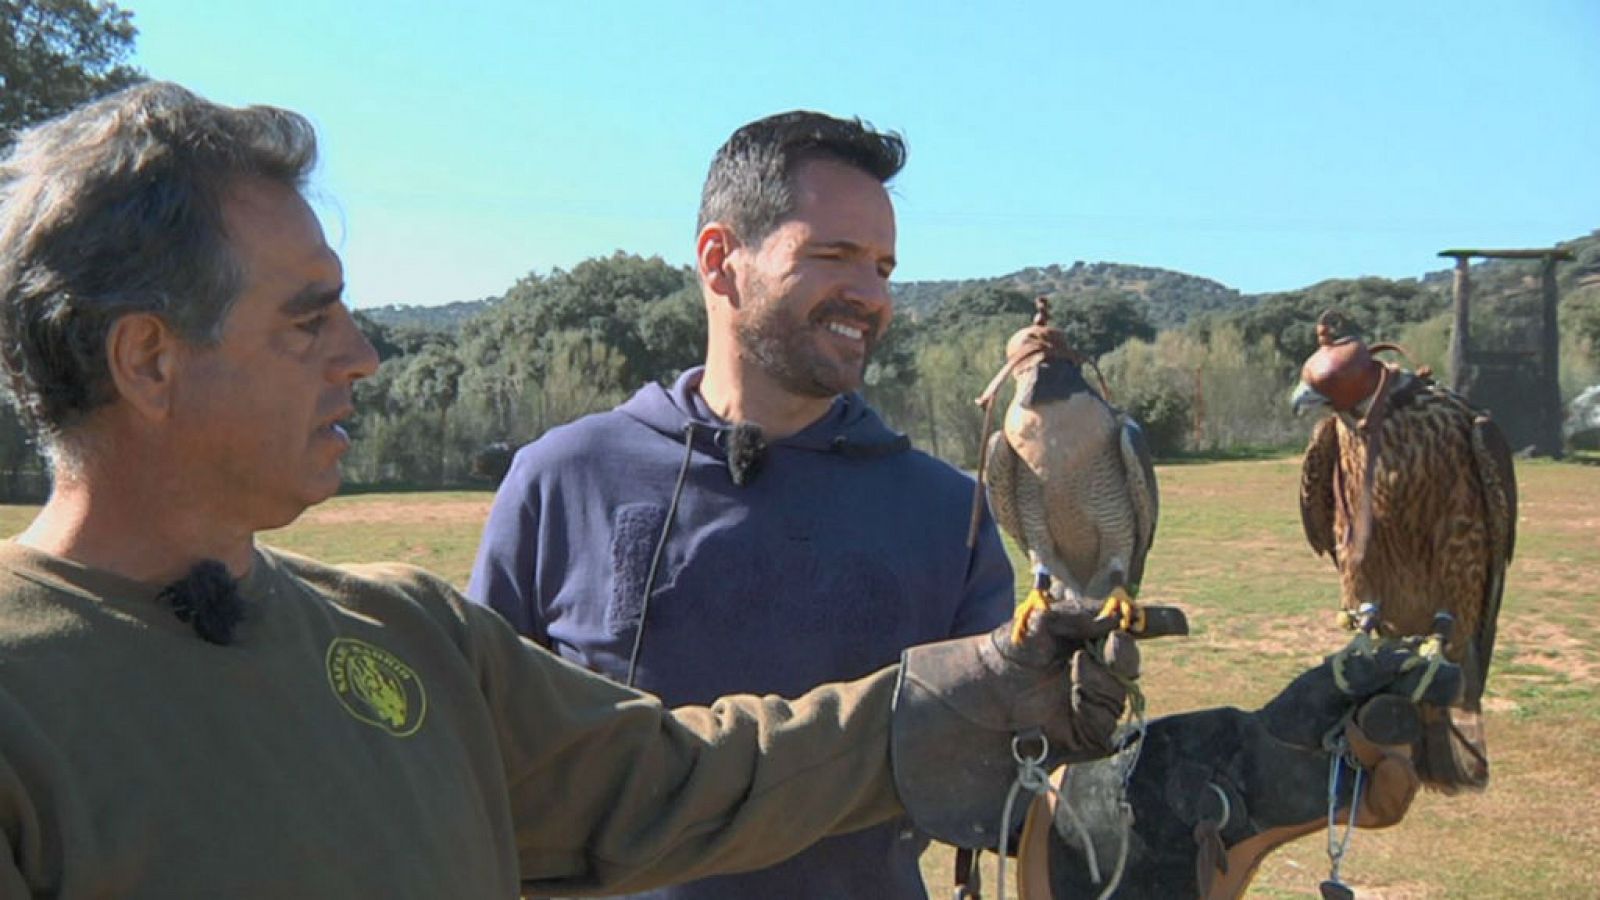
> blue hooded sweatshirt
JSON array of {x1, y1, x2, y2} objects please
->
[{"x1": 468, "y1": 367, "x2": 1014, "y2": 899}]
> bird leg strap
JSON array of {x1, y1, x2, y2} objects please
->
[
  {"x1": 1367, "y1": 341, "x2": 1431, "y2": 382},
  {"x1": 1021, "y1": 632, "x2": 1460, "y2": 899},
  {"x1": 1331, "y1": 624, "x2": 1451, "y2": 704}
]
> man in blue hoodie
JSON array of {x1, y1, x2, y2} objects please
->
[{"x1": 468, "y1": 112, "x2": 1016, "y2": 898}]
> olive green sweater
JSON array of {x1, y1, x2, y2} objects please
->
[{"x1": 0, "y1": 542, "x2": 901, "y2": 898}]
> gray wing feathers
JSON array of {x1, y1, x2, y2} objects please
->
[
  {"x1": 984, "y1": 430, "x2": 1025, "y2": 551},
  {"x1": 1119, "y1": 416, "x2": 1159, "y2": 590}
]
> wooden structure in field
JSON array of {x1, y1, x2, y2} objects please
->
[{"x1": 1439, "y1": 246, "x2": 1574, "y2": 456}]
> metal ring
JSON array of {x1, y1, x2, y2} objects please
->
[
  {"x1": 1012, "y1": 730, "x2": 1050, "y2": 767},
  {"x1": 1206, "y1": 782, "x2": 1232, "y2": 831}
]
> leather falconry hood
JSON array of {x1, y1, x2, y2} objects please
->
[
  {"x1": 1301, "y1": 311, "x2": 1382, "y2": 413},
  {"x1": 1005, "y1": 297, "x2": 1074, "y2": 366}
]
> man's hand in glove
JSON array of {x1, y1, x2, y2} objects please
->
[
  {"x1": 890, "y1": 605, "x2": 1141, "y2": 848},
  {"x1": 1036, "y1": 629, "x2": 1459, "y2": 899}
]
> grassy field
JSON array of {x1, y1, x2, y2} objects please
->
[{"x1": 3, "y1": 458, "x2": 1595, "y2": 897}]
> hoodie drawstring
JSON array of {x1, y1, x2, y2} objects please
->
[{"x1": 625, "y1": 422, "x2": 698, "y2": 688}]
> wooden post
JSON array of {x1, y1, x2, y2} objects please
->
[
  {"x1": 1539, "y1": 254, "x2": 1564, "y2": 456},
  {"x1": 1448, "y1": 255, "x2": 1472, "y2": 392},
  {"x1": 1439, "y1": 246, "x2": 1574, "y2": 455}
]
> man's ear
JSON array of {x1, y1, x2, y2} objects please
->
[
  {"x1": 105, "y1": 312, "x2": 180, "y2": 420},
  {"x1": 696, "y1": 223, "x2": 741, "y2": 306}
]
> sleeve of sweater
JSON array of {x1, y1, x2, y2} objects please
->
[
  {"x1": 466, "y1": 446, "x2": 549, "y2": 646},
  {"x1": 461, "y1": 598, "x2": 906, "y2": 895}
]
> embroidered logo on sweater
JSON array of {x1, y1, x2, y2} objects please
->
[{"x1": 326, "y1": 637, "x2": 427, "y2": 736}]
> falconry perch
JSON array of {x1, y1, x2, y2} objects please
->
[
  {"x1": 978, "y1": 299, "x2": 1160, "y2": 638},
  {"x1": 1292, "y1": 311, "x2": 1517, "y2": 792}
]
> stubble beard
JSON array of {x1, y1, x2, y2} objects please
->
[{"x1": 736, "y1": 293, "x2": 876, "y2": 399}]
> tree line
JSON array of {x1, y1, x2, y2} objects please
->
[
  {"x1": 336, "y1": 239, "x2": 1600, "y2": 492},
  {"x1": 1, "y1": 240, "x2": 1597, "y2": 500}
]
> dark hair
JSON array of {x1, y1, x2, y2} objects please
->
[
  {"x1": 696, "y1": 110, "x2": 905, "y2": 245},
  {"x1": 0, "y1": 81, "x2": 317, "y2": 443}
]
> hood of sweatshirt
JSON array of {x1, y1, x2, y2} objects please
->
[{"x1": 617, "y1": 367, "x2": 910, "y2": 460}]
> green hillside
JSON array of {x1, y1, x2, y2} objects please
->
[
  {"x1": 893, "y1": 261, "x2": 1245, "y2": 329},
  {"x1": 354, "y1": 229, "x2": 1599, "y2": 342}
]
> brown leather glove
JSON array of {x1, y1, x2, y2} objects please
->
[
  {"x1": 1037, "y1": 631, "x2": 1457, "y2": 899},
  {"x1": 890, "y1": 607, "x2": 1140, "y2": 848},
  {"x1": 1342, "y1": 710, "x2": 1420, "y2": 829}
]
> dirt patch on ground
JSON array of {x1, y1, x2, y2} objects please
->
[
  {"x1": 1480, "y1": 695, "x2": 1521, "y2": 713},
  {"x1": 1196, "y1": 607, "x2": 1598, "y2": 687},
  {"x1": 1337, "y1": 880, "x2": 1445, "y2": 900},
  {"x1": 1518, "y1": 475, "x2": 1600, "y2": 538},
  {"x1": 1510, "y1": 557, "x2": 1600, "y2": 595},
  {"x1": 1156, "y1": 482, "x2": 1233, "y2": 499},
  {"x1": 296, "y1": 498, "x2": 493, "y2": 527},
  {"x1": 1533, "y1": 515, "x2": 1600, "y2": 535},
  {"x1": 1497, "y1": 618, "x2": 1599, "y2": 686},
  {"x1": 1207, "y1": 534, "x2": 1296, "y2": 554},
  {"x1": 1192, "y1": 610, "x2": 1348, "y2": 655}
]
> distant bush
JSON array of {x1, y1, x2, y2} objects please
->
[
  {"x1": 1394, "y1": 313, "x2": 1452, "y2": 381},
  {"x1": 1101, "y1": 325, "x2": 1307, "y2": 457},
  {"x1": 1121, "y1": 376, "x2": 1192, "y2": 457}
]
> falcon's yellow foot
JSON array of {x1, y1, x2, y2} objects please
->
[
  {"x1": 1400, "y1": 632, "x2": 1449, "y2": 703},
  {"x1": 1011, "y1": 587, "x2": 1053, "y2": 645},
  {"x1": 1097, "y1": 587, "x2": 1145, "y2": 634},
  {"x1": 1417, "y1": 631, "x2": 1446, "y2": 660}
]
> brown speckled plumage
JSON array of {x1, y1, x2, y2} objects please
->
[{"x1": 1300, "y1": 374, "x2": 1517, "y2": 791}]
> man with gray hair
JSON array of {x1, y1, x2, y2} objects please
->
[{"x1": 0, "y1": 81, "x2": 1137, "y2": 897}]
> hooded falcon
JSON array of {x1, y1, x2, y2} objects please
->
[
  {"x1": 980, "y1": 300, "x2": 1159, "y2": 636},
  {"x1": 1292, "y1": 311, "x2": 1517, "y2": 793}
]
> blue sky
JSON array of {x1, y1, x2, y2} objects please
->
[{"x1": 128, "y1": 1, "x2": 1599, "y2": 308}]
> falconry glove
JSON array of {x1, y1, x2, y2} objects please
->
[
  {"x1": 890, "y1": 606, "x2": 1139, "y2": 848},
  {"x1": 1029, "y1": 632, "x2": 1460, "y2": 899}
]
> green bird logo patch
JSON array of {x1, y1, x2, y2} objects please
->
[{"x1": 326, "y1": 637, "x2": 427, "y2": 736}]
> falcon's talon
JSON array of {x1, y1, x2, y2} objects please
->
[
  {"x1": 1418, "y1": 633, "x2": 1445, "y2": 660},
  {"x1": 1011, "y1": 587, "x2": 1052, "y2": 645},
  {"x1": 1097, "y1": 588, "x2": 1144, "y2": 634}
]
